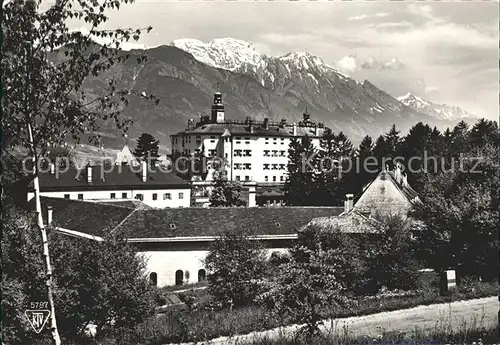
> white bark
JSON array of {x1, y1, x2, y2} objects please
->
[{"x1": 28, "y1": 123, "x2": 62, "y2": 345}]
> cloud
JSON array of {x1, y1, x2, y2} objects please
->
[
  {"x1": 348, "y1": 14, "x2": 369, "y2": 21},
  {"x1": 369, "y1": 21, "x2": 413, "y2": 29},
  {"x1": 424, "y1": 86, "x2": 439, "y2": 93},
  {"x1": 361, "y1": 57, "x2": 405, "y2": 70},
  {"x1": 348, "y1": 12, "x2": 390, "y2": 21},
  {"x1": 336, "y1": 55, "x2": 357, "y2": 74}
]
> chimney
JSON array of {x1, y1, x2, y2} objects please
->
[
  {"x1": 87, "y1": 165, "x2": 92, "y2": 184},
  {"x1": 263, "y1": 117, "x2": 269, "y2": 130},
  {"x1": 47, "y1": 206, "x2": 53, "y2": 225},
  {"x1": 142, "y1": 160, "x2": 147, "y2": 182},
  {"x1": 402, "y1": 173, "x2": 408, "y2": 188},
  {"x1": 394, "y1": 162, "x2": 402, "y2": 184},
  {"x1": 50, "y1": 163, "x2": 55, "y2": 175},
  {"x1": 187, "y1": 119, "x2": 194, "y2": 130},
  {"x1": 292, "y1": 122, "x2": 297, "y2": 136},
  {"x1": 314, "y1": 124, "x2": 319, "y2": 136},
  {"x1": 344, "y1": 194, "x2": 354, "y2": 213}
]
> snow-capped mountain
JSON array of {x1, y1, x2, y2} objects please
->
[
  {"x1": 170, "y1": 38, "x2": 353, "y2": 88},
  {"x1": 66, "y1": 37, "x2": 467, "y2": 148},
  {"x1": 397, "y1": 93, "x2": 476, "y2": 121}
]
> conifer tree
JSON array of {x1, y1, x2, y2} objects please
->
[
  {"x1": 285, "y1": 136, "x2": 319, "y2": 206},
  {"x1": 384, "y1": 124, "x2": 401, "y2": 158},
  {"x1": 134, "y1": 133, "x2": 160, "y2": 166}
]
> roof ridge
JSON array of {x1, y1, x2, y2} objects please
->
[{"x1": 110, "y1": 207, "x2": 139, "y2": 234}]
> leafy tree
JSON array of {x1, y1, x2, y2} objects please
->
[
  {"x1": 2, "y1": 205, "x2": 157, "y2": 344},
  {"x1": 209, "y1": 169, "x2": 246, "y2": 207},
  {"x1": 259, "y1": 224, "x2": 355, "y2": 338},
  {"x1": 204, "y1": 232, "x2": 267, "y2": 308},
  {"x1": 134, "y1": 133, "x2": 160, "y2": 166},
  {"x1": 412, "y1": 144, "x2": 499, "y2": 281},
  {"x1": 285, "y1": 136, "x2": 319, "y2": 206},
  {"x1": 3, "y1": 2, "x2": 158, "y2": 342},
  {"x1": 364, "y1": 216, "x2": 420, "y2": 292}
]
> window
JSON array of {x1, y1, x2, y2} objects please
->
[
  {"x1": 244, "y1": 163, "x2": 251, "y2": 170},
  {"x1": 263, "y1": 164, "x2": 270, "y2": 170},
  {"x1": 210, "y1": 136, "x2": 216, "y2": 143},
  {"x1": 236, "y1": 176, "x2": 240, "y2": 181},
  {"x1": 163, "y1": 193, "x2": 171, "y2": 200},
  {"x1": 280, "y1": 150, "x2": 286, "y2": 156},
  {"x1": 122, "y1": 192, "x2": 127, "y2": 199},
  {"x1": 149, "y1": 272, "x2": 158, "y2": 286},
  {"x1": 279, "y1": 164, "x2": 286, "y2": 170},
  {"x1": 179, "y1": 192, "x2": 184, "y2": 199},
  {"x1": 64, "y1": 194, "x2": 70, "y2": 199},
  {"x1": 110, "y1": 193, "x2": 116, "y2": 199},
  {"x1": 245, "y1": 176, "x2": 250, "y2": 181},
  {"x1": 272, "y1": 164, "x2": 278, "y2": 170},
  {"x1": 273, "y1": 176, "x2": 276, "y2": 182},
  {"x1": 272, "y1": 150, "x2": 278, "y2": 157},
  {"x1": 78, "y1": 194, "x2": 83, "y2": 200},
  {"x1": 234, "y1": 149, "x2": 242, "y2": 157},
  {"x1": 264, "y1": 150, "x2": 270, "y2": 157},
  {"x1": 209, "y1": 149, "x2": 217, "y2": 156},
  {"x1": 244, "y1": 150, "x2": 252, "y2": 157},
  {"x1": 135, "y1": 194, "x2": 144, "y2": 201},
  {"x1": 234, "y1": 163, "x2": 241, "y2": 170},
  {"x1": 280, "y1": 176, "x2": 285, "y2": 182},
  {"x1": 281, "y1": 138, "x2": 285, "y2": 145},
  {"x1": 265, "y1": 176, "x2": 268, "y2": 182},
  {"x1": 152, "y1": 193, "x2": 158, "y2": 201}
]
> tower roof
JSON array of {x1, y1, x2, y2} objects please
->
[
  {"x1": 221, "y1": 129, "x2": 231, "y2": 137},
  {"x1": 115, "y1": 145, "x2": 139, "y2": 166}
]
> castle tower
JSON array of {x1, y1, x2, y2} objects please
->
[{"x1": 211, "y1": 84, "x2": 225, "y2": 123}]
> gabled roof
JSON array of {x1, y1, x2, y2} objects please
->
[
  {"x1": 29, "y1": 197, "x2": 344, "y2": 240},
  {"x1": 31, "y1": 164, "x2": 190, "y2": 192},
  {"x1": 115, "y1": 145, "x2": 139, "y2": 166},
  {"x1": 303, "y1": 209, "x2": 382, "y2": 234}
]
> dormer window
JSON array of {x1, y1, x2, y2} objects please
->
[
  {"x1": 275, "y1": 222, "x2": 281, "y2": 228},
  {"x1": 169, "y1": 223, "x2": 176, "y2": 229}
]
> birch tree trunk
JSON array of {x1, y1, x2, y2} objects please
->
[{"x1": 28, "y1": 123, "x2": 62, "y2": 345}]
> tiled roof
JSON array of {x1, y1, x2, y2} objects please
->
[
  {"x1": 304, "y1": 210, "x2": 382, "y2": 234},
  {"x1": 173, "y1": 122, "x2": 325, "y2": 138},
  {"x1": 29, "y1": 197, "x2": 344, "y2": 239},
  {"x1": 31, "y1": 164, "x2": 190, "y2": 192},
  {"x1": 28, "y1": 197, "x2": 135, "y2": 236},
  {"x1": 114, "y1": 207, "x2": 344, "y2": 238}
]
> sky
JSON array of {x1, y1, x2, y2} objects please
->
[{"x1": 43, "y1": 0, "x2": 499, "y2": 120}]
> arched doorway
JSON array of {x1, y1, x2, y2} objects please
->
[
  {"x1": 198, "y1": 269, "x2": 206, "y2": 282},
  {"x1": 175, "y1": 270, "x2": 184, "y2": 286},
  {"x1": 149, "y1": 272, "x2": 158, "y2": 286}
]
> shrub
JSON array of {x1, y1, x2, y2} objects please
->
[
  {"x1": 204, "y1": 231, "x2": 267, "y2": 308},
  {"x1": 260, "y1": 224, "x2": 359, "y2": 338}
]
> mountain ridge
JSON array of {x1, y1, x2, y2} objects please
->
[{"x1": 67, "y1": 37, "x2": 471, "y2": 149}]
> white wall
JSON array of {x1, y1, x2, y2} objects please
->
[
  {"x1": 142, "y1": 247, "x2": 289, "y2": 287},
  {"x1": 28, "y1": 188, "x2": 192, "y2": 208}
]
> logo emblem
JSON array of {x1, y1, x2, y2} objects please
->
[{"x1": 25, "y1": 310, "x2": 50, "y2": 333}]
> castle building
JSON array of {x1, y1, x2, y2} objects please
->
[{"x1": 170, "y1": 89, "x2": 326, "y2": 187}]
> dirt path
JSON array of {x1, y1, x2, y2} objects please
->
[{"x1": 165, "y1": 297, "x2": 498, "y2": 345}]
